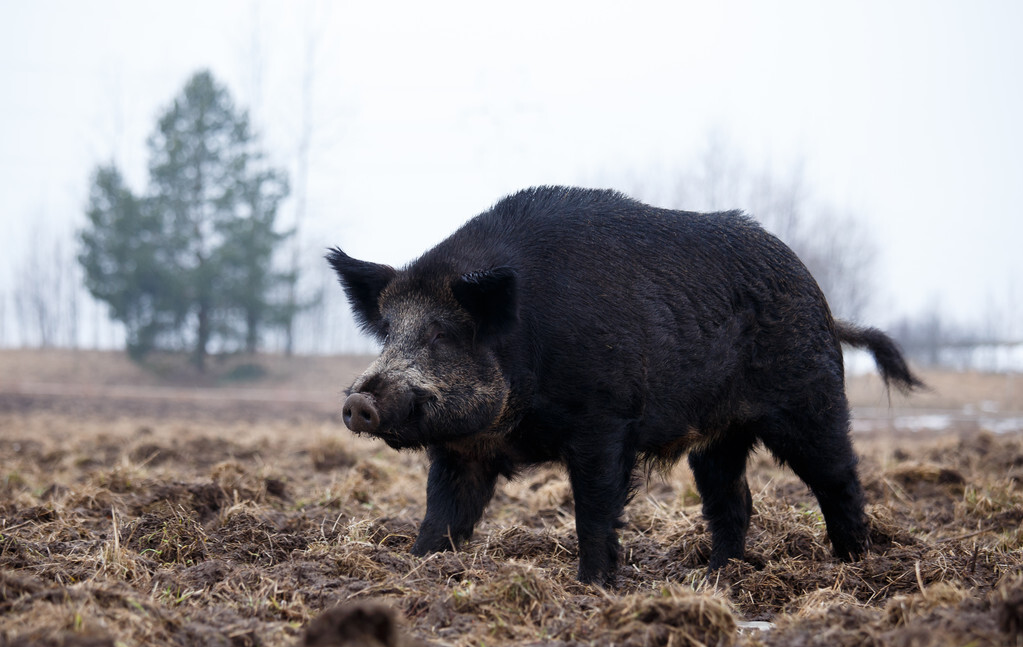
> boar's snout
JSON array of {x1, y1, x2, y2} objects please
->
[{"x1": 343, "y1": 392, "x2": 381, "y2": 434}]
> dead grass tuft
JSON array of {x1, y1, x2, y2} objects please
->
[
  {"x1": 884, "y1": 581, "x2": 971, "y2": 625},
  {"x1": 121, "y1": 505, "x2": 209, "y2": 565},
  {"x1": 604, "y1": 585, "x2": 737, "y2": 647}
]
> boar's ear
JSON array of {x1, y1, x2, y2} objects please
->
[
  {"x1": 451, "y1": 267, "x2": 519, "y2": 340},
  {"x1": 326, "y1": 247, "x2": 397, "y2": 338}
]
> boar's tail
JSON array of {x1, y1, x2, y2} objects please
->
[{"x1": 836, "y1": 321, "x2": 926, "y2": 394}]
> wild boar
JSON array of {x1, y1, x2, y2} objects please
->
[{"x1": 327, "y1": 186, "x2": 922, "y2": 585}]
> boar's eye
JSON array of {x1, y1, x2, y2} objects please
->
[{"x1": 427, "y1": 323, "x2": 451, "y2": 348}]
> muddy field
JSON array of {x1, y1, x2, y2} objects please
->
[{"x1": 1, "y1": 351, "x2": 1022, "y2": 646}]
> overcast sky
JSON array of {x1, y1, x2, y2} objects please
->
[{"x1": 2, "y1": 1, "x2": 1021, "y2": 343}]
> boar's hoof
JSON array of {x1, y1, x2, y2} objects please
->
[{"x1": 343, "y1": 393, "x2": 381, "y2": 433}]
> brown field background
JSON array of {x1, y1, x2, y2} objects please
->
[{"x1": 1, "y1": 349, "x2": 1021, "y2": 646}]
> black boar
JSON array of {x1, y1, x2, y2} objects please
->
[{"x1": 327, "y1": 186, "x2": 922, "y2": 585}]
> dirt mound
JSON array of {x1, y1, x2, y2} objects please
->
[{"x1": 604, "y1": 586, "x2": 738, "y2": 646}]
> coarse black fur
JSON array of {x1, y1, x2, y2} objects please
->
[{"x1": 327, "y1": 186, "x2": 923, "y2": 586}]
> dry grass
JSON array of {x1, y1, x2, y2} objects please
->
[
  {"x1": 846, "y1": 369, "x2": 1023, "y2": 412},
  {"x1": 1, "y1": 350, "x2": 1022, "y2": 646},
  {"x1": 0, "y1": 348, "x2": 376, "y2": 391}
]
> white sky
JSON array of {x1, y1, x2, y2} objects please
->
[{"x1": 2, "y1": 0, "x2": 1022, "y2": 340}]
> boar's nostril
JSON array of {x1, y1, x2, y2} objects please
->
[{"x1": 343, "y1": 393, "x2": 381, "y2": 433}]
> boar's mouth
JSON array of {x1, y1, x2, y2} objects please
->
[{"x1": 341, "y1": 385, "x2": 437, "y2": 450}]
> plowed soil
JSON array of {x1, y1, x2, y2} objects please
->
[{"x1": 1, "y1": 351, "x2": 1021, "y2": 646}]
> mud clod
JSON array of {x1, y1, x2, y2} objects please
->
[
  {"x1": 301, "y1": 602, "x2": 404, "y2": 647},
  {"x1": 997, "y1": 576, "x2": 1023, "y2": 638}
]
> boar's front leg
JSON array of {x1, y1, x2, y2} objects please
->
[
  {"x1": 410, "y1": 448, "x2": 501, "y2": 555},
  {"x1": 565, "y1": 433, "x2": 637, "y2": 586}
]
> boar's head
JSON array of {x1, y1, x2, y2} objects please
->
[{"x1": 327, "y1": 248, "x2": 517, "y2": 450}]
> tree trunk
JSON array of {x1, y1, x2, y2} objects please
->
[
  {"x1": 246, "y1": 309, "x2": 258, "y2": 354},
  {"x1": 194, "y1": 299, "x2": 209, "y2": 372}
]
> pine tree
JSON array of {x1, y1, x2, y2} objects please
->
[
  {"x1": 79, "y1": 166, "x2": 185, "y2": 358},
  {"x1": 79, "y1": 70, "x2": 292, "y2": 369}
]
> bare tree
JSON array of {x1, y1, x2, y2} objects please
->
[
  {"x1": 0, "y1": 290, "x2": 7, "y2": 346},
  {"x1": 5, "y1": 215, "x2": 119, "y2": 351},
  {"x1": 13, "y1": 223, "x2": 71, "y2": 348},
  {"x1": 619, "y1": 138, "x2": 877, "y2": 322},
  {"x1": 798, "y1": 206, "x2": 877, "y2": 322},
  {"x1": 234, "y1": 0, "x2": 341, "y2": 356},
  {"x1": 1008, "y1": 278, "x2": 1022, "y2": 343},
  {"x1": 691, "y1": 132, "x2": 748, "y2": 213},
  {"x1": 746, "y1": 161, "x2": 807, "y2": 244},
  {"x1": 282, "y1": 2, "x2": 323, "y2": 356},
  {"x1": 64, "y1": 244, "x2": 82, "y2": 349}
]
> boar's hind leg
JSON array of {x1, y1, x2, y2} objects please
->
[
  {"x1": 688, "y1": 428, "x2": 757, "y2": 570},
  {"x1": 410, "y1": 449, "x2": 501, "y2": 556},
  {"x1": 565, "y1": 434, "x2": 637, "y2": 586},
  {"x1": 758, "y1": 409, "x2": 869, "y2": 562}
]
